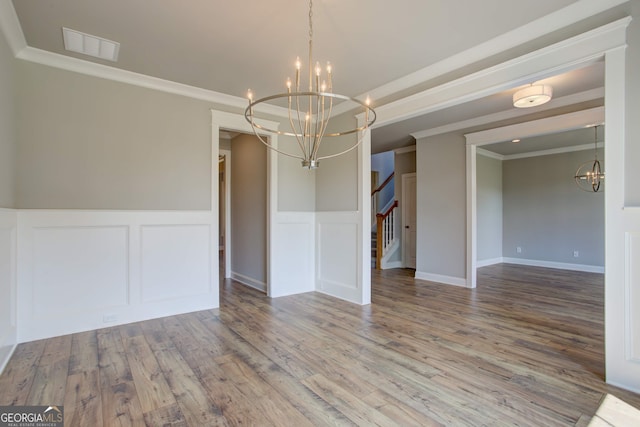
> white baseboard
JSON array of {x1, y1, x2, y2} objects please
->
[
  {"x1": 477, "y1": 257, "x2": 503, "y2": 267},
  {"x1": 414, "y1": 271, "x2": 467, "y2": 287},
  {"x1": 381, "y1": 260, "x2": 403, "y2": 269},
  {"x1": 231, "y1": 271, "x2": 267, "y2": 293},
  {"x1": 501, "y1": 257, "x2": 604, "y2": 274}
]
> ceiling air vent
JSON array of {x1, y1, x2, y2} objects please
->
[{"x1": 62, "y1": 27, "x2": 120, "y2": 62}]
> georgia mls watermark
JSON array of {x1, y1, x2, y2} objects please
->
[{"x1": 0, "y1": 406, "x2": 63, "y2": 427}]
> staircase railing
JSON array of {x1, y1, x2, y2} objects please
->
[
  {"x1": 376, "y1": 200, "x2": 398, "y2": 270},
  {"x1": 371, "y1": 172, "x2": 394, "y2": 226}
]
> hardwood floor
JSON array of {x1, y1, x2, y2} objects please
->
[{"x1": 1, "y1": 264, "x2": 640, "y2": 426}]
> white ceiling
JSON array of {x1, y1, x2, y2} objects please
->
[{"x1": 8, "y1": 0, "x2": 630, "y2": 153}]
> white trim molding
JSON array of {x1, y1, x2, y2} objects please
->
[
  {"x1": 465, "y1": 107, "x2": 605, "y2": 146},
  {"x1": 0, "y1": 209, "x2": 18, "y2": 374},
  {"x1": 466, "y1": 107, "x2": 608, "y2": 288},
  {"x1": 334, "y1": 0, "x2": 626, "y2": 118},
  {"x1": 231, "y1": 272, "x2": 267, "y2": 293},
  {"x1": 415, "y1": 271, "x2": 467, "y2": 288},
  {"x1": 501, "y1": 258, "x2": 605, "y2": 274},
  {"x1": 375, "y1": 18, "x2": 629, "y2": 129},
  {"x1": 412, "y1": 87, "x2": 604, "y2": 141},
  {"x1": 0, "y1": 1, "x2": 26, "y2": 56},
  {"x1": 17, "y1": 210, "x2": 218, "y2": 342}
]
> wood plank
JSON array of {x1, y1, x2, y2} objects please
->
[
  {"x1": 121, "y1": 334, "x2": 175, "y2": 414},
  {"x1": 1, "y1": 265, "x2": 640, "y2": 426},
  {"x1": 64, "y1": 371, "x2": 103, "y2": 427},
  {"x1": 25, "y1": 334, "x2": 72, "y2": 406},
  {"x1": 143, "y1": 403, "x2": 188, "y2": 427},
  {"x1": 0, "y1": 340, "x2": 46, "y2": 405},
  {"x1": 64, "y1": 331, "x2": 103, "y2": 427},
  {"x1": 302, "y1": 373, "x2": 399, "y2": 426},
  {"x1": 140, "y1": 319, "x2": 228, "y2": 427},
  {"x1": 97, "y1": 327, "x2": 145, "y2": 426}
]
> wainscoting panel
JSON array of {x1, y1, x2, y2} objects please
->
[
  {"x1": 270, "y1": 212, "x2": 315, "y2": 298},
  {"x1": 17, "y1": 210, "x2": 217, "y2": 342},
  {"x1": 316, "y1": 212, "x2": 361, "y2": 303},
  {"x1": 627, "y1": 231, "x2": 640, "y2": 362},
  {"x1": 32, "y1": 226, "x2": 129, "y2": 317},
  {"x1": 141, "y1": 224, "x2": 212, "y2": 302},
  {"x1": 0, "y1": 209, "x2": 17, "y2": 374}
]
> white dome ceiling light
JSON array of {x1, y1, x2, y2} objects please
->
[{"x1": 513, "y1": 84, "x2": 553, "y2": 108}]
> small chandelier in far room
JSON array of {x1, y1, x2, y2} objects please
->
[
  {"x1": 512, "y1": 83, "x2": 553, "y2": 108},
  {"x1": 575, "y1": 125, "x2": 605, "y2": 193},
  {"x1": 244, "y1": 0, "x2": 376, "y2": 169}
]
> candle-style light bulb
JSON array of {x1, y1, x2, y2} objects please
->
[
  {"x1": 295, "y1": 57, "x2": 302, "y2": 70},
  {"x1": 315, "y1": 62, "x2": 322, "y2": 77},
  {"x1": 247, "y1": 89, "x2": 253, "y2": 101},
  {"x1": 365, "y1": 96, "x2": 371, "y2": 106},
  {"x1": 286, "y1": 78, "x2": 292, "y2": 91},
  {"x1": 321, "y1": 81, "x2": 327, "y2": 92},
  {"x1": 326, "y1": 62, "x2": 332, "y2": 74}
]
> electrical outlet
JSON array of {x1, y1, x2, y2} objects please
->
[
  {"x1": 516, "y1": 246, "x2": 522, "y2": 254},
  {"x1": 103, "y1": 313, "x2": 117, "y2": 323},
  {"x1": 573, "y1": 250, "x2": 579, "y2": 258}
]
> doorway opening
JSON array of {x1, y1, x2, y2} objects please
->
[{"x1": 218, "y1": 131, "x2": 268, "y2": 293}]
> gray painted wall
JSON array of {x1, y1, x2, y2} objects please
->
[
  {"x1": 477, "y1": 154, "x2": 502, "y2": 262},
  {"x1": 416, "y1": 134, "x2": 467, "y2": 279},
  {"x1": 0, "y1": 29, "x2": 16, "y2": 208},
  {"x1": 13, "y1": 60, "x2": 315, "y2": 212},
  {"x1": 230, "y1": 133, "x2": 267, "y2": 286},
  {"x1": 15, "y1": 61, "x2": 212, "y2": 210},
  {"x1": 503, "y1": 150, "x2": 604, "y2": 266},
  {"x1": 315, "y1": 114, "x2": 359, "y2": 212},
  {"x1": 277, "y1": 138, "x2": 315, "y2": 212}
]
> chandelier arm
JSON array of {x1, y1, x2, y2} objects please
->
[
  {"x1": 310, "y1": 92, "x2": 324, "y2": 159},
  {"x1": 287, "y1": 95, "x2": 307, "y2": 155},
  {"x1": 250, "y1": 128, "x2": 305, "y2": 161},
  {"x1": 316, "y1": 128, "x2": 368, "y2": 161},
  {"x1": 311, "y1": 94, "x2": 330, "y2": 160}
]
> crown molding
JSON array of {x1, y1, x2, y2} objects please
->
[
  {"x1": 0, "y1": 2, "x2": 291, "y2": 118},
  {"x1": 1, "y1": 0, "x2": 628, "y2": 122},
  {"x1": 375, "y1": 17, "x2": 630, "y2": 129},
  {"x1": 477, "y1": 143, "x2": 599, "y2": 161},
  {"x1": 411, "y1": 87, "x2": 604, "y2": 140},
  {"x1": 504, "y1": 143, "x2": 596, "y2": 160},
  {"x1": 476, "y1": 148, "x2": 505, "y2": 161},
  {"x1": 465, "y1": 106, "x2": 605, "y2": 146},
  {"x1": 16, "y1": 47, "x2": 290, "y2": 118},
  {"x1": 335, "y1": 0, "x2": 629, "y2": 118},
  {"x1": 394, "y1": 145, "x2": 416, "y2": 154},
  {"x1": 0, "y1": 0, "x2": 27, "y2": 56}
]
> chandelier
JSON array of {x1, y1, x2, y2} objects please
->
[
  {"x1": 574, "y1": 125, "x2": 604, "y2": 192},
  {"x1": 244, "y1": 0, "x2": 376, "y2": 169}
]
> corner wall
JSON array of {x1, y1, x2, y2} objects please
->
[
  {"x1": 476, "y1": 154, "x2": 502, "y2": 265},
  {"x1": 0, "y1": 210, "x2": 17, "y2": 373},
  {"x1": 415, "y1": 134, "x2": 467, "y2": 286},
  {"x1": 503, "y1": 150, "x2": 604, "y2": 269},
  {"x1": 0, "y1": 18, "x2": 17, "y2": 373},
  {"x1": 230, "y1": 133, "x2": 267, "y2": 291}
]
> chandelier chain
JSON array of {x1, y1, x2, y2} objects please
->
[
  {"x1": 244, "y1": 0, "x2": 376, "y2": 169},
  {"x1": 593, "y1": 126, "x2": 599, "y2": 160},
  {"x1": 309, "y1": 0, "x2": 313, "y2": 40}
]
